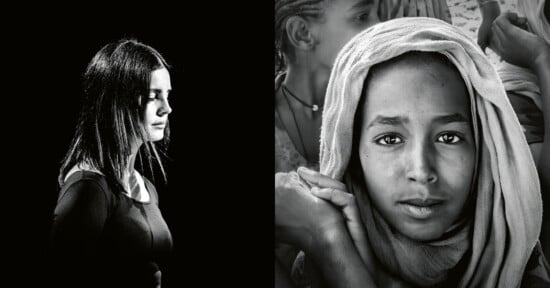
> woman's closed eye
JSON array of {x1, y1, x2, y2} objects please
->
[
  {"x1": 436, "y1": 132, "x2": 462, "y2": 144},
  {"x1": 147, "y1": 90, "x2": 169, "y2": 102},
  {"x1": 147, "y1": 91, "x2": 159, "y2": 101}
]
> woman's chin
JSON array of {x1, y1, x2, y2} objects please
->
[{"x1": 147, "y1": 131, "x2": 165, "y2": 142}]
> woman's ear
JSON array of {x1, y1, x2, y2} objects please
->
[{"x1": 285, "y1": 16, "x2": 316, "y2": 51}]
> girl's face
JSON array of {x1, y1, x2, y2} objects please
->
[
  {"x1": 358, "y1": 58, "x2": 475, "y2": 241},
  {"x1": 144, "y1": 67, "x2": 172, "y2": 142},
  {"x1": 308, "y1": 0, "x2": 379, "y2": 69}
]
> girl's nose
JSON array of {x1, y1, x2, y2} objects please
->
[{"x1": 406, "y1": 141, "x2": 438, "y2": 185}]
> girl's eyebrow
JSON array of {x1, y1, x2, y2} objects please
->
[
  {"x1": 433, "y1": 113, "x2": 471, "y2": 124},
  {"x1": 367, "y1": 115, "x2": 408, "y2": 128},
  {"x1": 366, "y1": 113, "x2": 470, "y2": 128}
]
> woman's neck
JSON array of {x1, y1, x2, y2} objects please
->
[
  {"x1": 283, "y1": 64, "x2": 330, "y2": 107},
  {"x1": 124, "y1": 142, "x2": 142, "y2": 181}
]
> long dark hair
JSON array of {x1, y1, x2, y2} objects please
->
[
  {"x1": 275, "y1": 0, "x2": 327, "y2": 74},
  {"x1": 58, "y1": 38, "x2": 171, "y2": 193}
]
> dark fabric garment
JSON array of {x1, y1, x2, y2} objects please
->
[{"x1": 50, "y1": 170, "x2": 172, "y2": 288}]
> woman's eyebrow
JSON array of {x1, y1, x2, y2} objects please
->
[{"x1": 367, "y1": 115, "x2": 409, "y2": 128}]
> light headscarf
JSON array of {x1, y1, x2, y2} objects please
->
[{"x1": 319, "y1": 17, "x2": 542, "y2": 287}]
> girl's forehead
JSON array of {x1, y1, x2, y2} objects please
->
[{"x1": 362, "y1": 57, "x2": 470, "y2": 120}]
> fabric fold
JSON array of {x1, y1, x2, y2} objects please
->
[{"x1": 319, "y1": 17, "x2": 542, "y2": 287}]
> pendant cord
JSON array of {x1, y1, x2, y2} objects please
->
[
  {"x1": 281, "y1": 87, "x2": 311, "y2": 163},
  {"x1": 281, "y1": 84, "x2": 322, "y2": 112}
]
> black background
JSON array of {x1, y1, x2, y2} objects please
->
[{"x1": 3, "y1": 4, "x2": 273, "y2": 287}]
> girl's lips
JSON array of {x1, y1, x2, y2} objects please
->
[
  {"x1": 400, "y1": 203, "x2": 437, "y2": 219},
  {"x1": 398, "y1": 200, "x2": 444, "y2": 220}
]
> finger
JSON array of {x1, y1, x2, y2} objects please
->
[
  {"x1": 515, "y1": 16, "x2": 528, "y2": 28},
  {"x1": 277, "y1": 172, "x2": 309, "y2": 195},
  {"x1": 297, "y1": 167, "x2": 346, "y2": 190},
  {"x1": 311, "y1": 187, "x2": 354, "y2": 208},
  {"x1": 506, "y1": 12, "x2": 518, "y2": 23},
  {"x1": 312, "y1": 188, "x2": 364, "y2": 226}
]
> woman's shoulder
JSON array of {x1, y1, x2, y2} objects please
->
[
  {"x1": 55, "y1": 170, "x2": 119, "y2": 218},
  {"x1": 62, "y1": 170, "x2": 108, "y2": 189},
  {"x1": 58, "y1": 170, "x2": 114, "y2": 204}
]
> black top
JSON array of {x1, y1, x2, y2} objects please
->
[{"x1": 50, "y1": 170, "x2": 172, "y2": 288}]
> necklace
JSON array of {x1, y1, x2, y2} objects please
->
[
  {"x1": 281, "y1": 87, "x2": 311, "y2": 163},
  {"x1": 281, "y1": 84, "x2": 322, "y2": 112}
]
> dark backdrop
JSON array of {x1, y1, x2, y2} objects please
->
[
  {"x1": 2, "y1": 12, "x2": 188, "y2": 287},
  {"x1": 3, "y1": 4, "x2": 273, "y2": 287}
]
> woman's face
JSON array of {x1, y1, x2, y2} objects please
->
[
  {"x1": 358, "y1": 57, "x2": 475, "y2": 241},
  {"x1": 144, "y1": 67, "x2": 172, "y2": 142},
  {"x1": 308, "y1": 0, "x2": 379, "y2": 69}
]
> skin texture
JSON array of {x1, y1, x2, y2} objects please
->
[
  {"x1": 276, "y1": 0, "x2": 379, "y2": 163},
  {"x1": 278, "y1": 54, "x2": 477, "y2": 287},
  {"x1": 143, "y1": 68, "x2": 172, "y2": 143},
  {"x1": 477, "y1": 1, "x2": 501, "y2": 52},
  {"x1": 305, "y1": 0, "x2": 380, "y2": 70},
  {"x1": 358, "y1": 56, "x2": 475, "y2": 241}
]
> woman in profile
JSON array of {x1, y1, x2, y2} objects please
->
[{"x1": 50, "y1": 38, "x2": 173, "y2": 288}]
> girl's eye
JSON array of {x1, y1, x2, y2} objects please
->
[
  {"x1": 437, "y1": 133, "x2": 462, "y2": 144},
  {"x1": 376, "y1": 134, "x2": 403, "y2": 145}
]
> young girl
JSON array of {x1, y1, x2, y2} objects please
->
[
  {"x1": 276, "y1": 17, "x2": 549, "y2": 287},
  {"x1": 50, "y1": 39, "x2": 173, "y2": 288}
]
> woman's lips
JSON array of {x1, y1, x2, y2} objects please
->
[{"x1": 152, "y1": 122, "x2": 166, "y2": 129}]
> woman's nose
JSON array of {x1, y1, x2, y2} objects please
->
[
  {"x1": 158, "y1": 96, "x2": 172, "y2": 115},
  {"x1": 405, "y1": 141, "x2": 438, "y2": 184}
]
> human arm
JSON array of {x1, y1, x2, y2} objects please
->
[
  {"x1": 49, "y1": 180, "x2": 110, "y2": 288},
  {"x1": 477, "y1": 0, "x2": 501, "y2": 52},
  {"x1": 297, "y1": 167, "x2": 377, "y2": 270},
  {"x1": 490, "y1": 12, "x2": 550, "y2": 258},
  {"x1": 275, "y1": 172, "x2": 377, "y2": 287}
]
